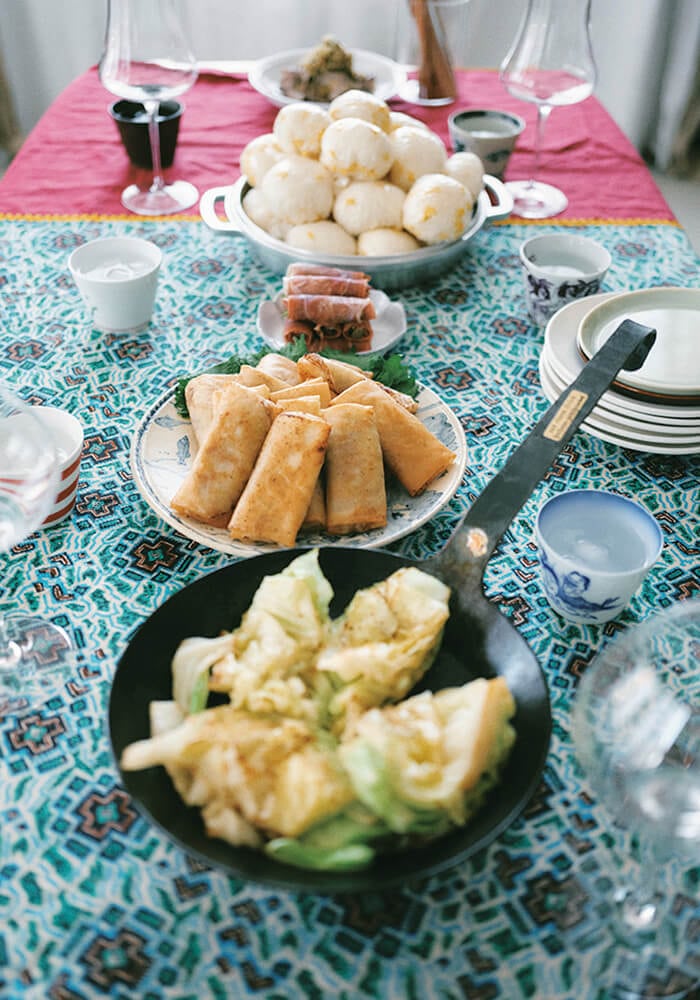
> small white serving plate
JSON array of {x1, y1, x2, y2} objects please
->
[
  {"x1": 248, "y1": 48, "x2": 407, "y2": 108},
  {"x1": 256, "y1": 288, "x2": 407, "y2": 357}
]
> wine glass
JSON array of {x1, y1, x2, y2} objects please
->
[
  {"x1": 99, "y1": 0, "x2": 199, "y2": 216},
  {"x1": 499, "y1": 0, "x2": 596, "y2": 218},
  {"x1": 0, "y1": 385, "x2": 73, "y2": 710},
  {"x1": 572, "y1": 600, "x2": 700, "y2": 1000}
]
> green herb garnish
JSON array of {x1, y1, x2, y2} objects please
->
[{"x1": 174, "y1": 337, "x2": 418, "y2": 418}]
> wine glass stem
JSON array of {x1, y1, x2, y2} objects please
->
[
  {"x1": 617, "y1": 834, "x2": 667, "y2": 934},
  {"x1": 529, "y1": 103, "x2": 553, "y2": 189},
  {"x1": 144, "y1": 100, "x2": 165, "y2": 194},
  {"x1": 0, "y1": 610, "x2": 20, "y2": 670}
]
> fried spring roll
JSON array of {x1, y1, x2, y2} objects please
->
[
  {"x1": 171, "y1": 383, "x2": 276, "y2": 526},
  {"x1": 331, "y1": 381, "x2": 455, "y2": 496},
  {"x1": 237, "y1": 364, "x2": 291, "y2": 393},
  {"x1": 256, "y1": 353, "x2": 302, "y2": 385},
  {"x1": 296, "y1": 354, "x2": 373, "y2": 394},
  {"x1": 185, "y1": 373, "x2": 240, "y2": 446},
  {"x1": 227, "y1": 412, "x2": 330, "y2": 546},
  {"x1": 323, "y1": 404, "x2": 387, "y2": 534},
  {"x1": 270, "y1": 379, "x2": 332, "y2": 407},
  {"x1": 302, "y1": 475, "x2": 326, "y2": 531},
  {"x1": 274, "y1": 396, "x2": 323, "y2": 416}
]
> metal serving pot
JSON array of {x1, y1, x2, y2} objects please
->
[{"x1": 199, "y1": 175, "x2": 513, "y2": 291}]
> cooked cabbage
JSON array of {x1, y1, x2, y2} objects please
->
[
  {"x1": 120, "y1": 550, "x2": 517, "y2": 872},
  {"x1": 338, "y1": 679, "x2": 516, "y2": 834},
  {"x1": 316, "y1": 567, "x2": 451, "y2": 734}
]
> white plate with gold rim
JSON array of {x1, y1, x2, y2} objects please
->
[
  {"x1": 576, "y1": 286, "x2": 700, "y2": 403},
  {"x1": 543, "y1": 294, "x2": 700, "y2": 425}
]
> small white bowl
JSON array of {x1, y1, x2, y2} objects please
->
[
  {"x1": 36, "y1": 407, "x2": 84, "y2": 527},
  {"x1": 520, "y1": 233, "x2": 611, "y2": 327},
  {"x1": 69, "y1": 236, "x2": 162, "y2": 333},
  {"x1": 535, "y1": 489, "x2": 663, "y2": 625}
]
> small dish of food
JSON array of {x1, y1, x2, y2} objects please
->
[
  {"x1": 257, "y1": 263, "x2": 407, "y2": 355},
  {"x1": 115, "y1": 549, "x2": 517, "y2": 881},
  {"x1": 200, "y1": 89, "x2": 512, "y2": 289},
  {"x1": 248, "y1": 38, "x2": 407, "y2": 108},
  {"x1": 130, "y1": 351, "x2": 466, "y2": 556}
]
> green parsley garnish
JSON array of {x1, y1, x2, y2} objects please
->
[{"x1": 174, "y1": 337, "x2": 418, "y2": 418}]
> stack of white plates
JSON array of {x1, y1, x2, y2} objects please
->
[{"x1": 539, "y1": 287, "x2": 700, "y2": 455}]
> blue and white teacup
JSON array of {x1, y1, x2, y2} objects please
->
[
  {"x1": 520, "y1": 233, "x2": 611, "y2": 327},
  {"x1": 535, "y1": 489, "x2": 663, "y2": 625},
  {"x1": 447, "y1": 109, "x2": 525, "y2": 179}
]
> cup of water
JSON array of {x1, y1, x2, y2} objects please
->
[
  {"x1": 69, "y1": 236, "x2": 162, "y2": 332},
  {"x1": 519, "y1": 232, "x2": 611, "y2": 327},
  {"x1": 447, "y1": 108, "x2": 525, "y2": 179},
  {"x1": 535, "y1": 488, "x2": 663, "y2": 625}
]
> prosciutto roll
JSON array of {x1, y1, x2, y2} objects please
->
[
  {"x1": 283, "y1": 318, "x2": 324, "y2": 353},
  {"x1": 283, "y1": 274, "x2": 370, "y2": 298},
  {"x1": 286, "y1": 262, "x2": 370, "y2": 280},
  {"x1": 284, "y1": 294, "x2": 376, "y2": 324}
]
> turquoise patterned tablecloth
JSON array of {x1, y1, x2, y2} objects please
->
[{"x1": 1, "y1": 215, "x2": 699, "y2": 1000}]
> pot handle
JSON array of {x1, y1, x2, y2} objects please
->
[
  {"x1": 199, "y1": 184, "x2": 244, "y2": 234},
  {"x1": 429, "y1": 319, "x2": 657, "y2": 585},
  {"x1": 482, "y1": 175, "x2": 514, "y2": 222}
]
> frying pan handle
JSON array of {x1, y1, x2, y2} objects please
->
[{"x1": 431, "y1": 319, "x2": 657, "y2": 585}]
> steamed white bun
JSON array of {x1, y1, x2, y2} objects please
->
[
  {"x1": 240, "y1": 134, "x2": 285, "y2": 187},
  {"x1": 273, "y1": 102, "x2": 331, "y2": 158},
  {"x1": 445, "y1": 152, "x2": 483, "y2": 201},
  {"x1": 260, "y1": 155, "x2": 334, "y2": 225},
  {"x1": 357, "y1": 228, "x2": 422, "y2": 256},
  {"x1": 388, "y1": 111, "x2": 430, "y2": 132},
  {"x1": 328, "y1": 89, "x2": 391, "y2": 132},
  {"x1": 402, "y1": 173, "x2": 470, "y2": 244},
  {"x1": 389, "y1": 126, "x2": 447, "y2": 191},
  {"x1": 320, "y1": 118, "x2": 393, "y2": 181},
  {"x1": 285, "y1": 220, "x2": 357, "y2": 255},
  {"x1": 242, "y1": 188, "x2": 289, "y2": 240},
  {"x1": 333, "y1": 180, "x2": 405, "y2": 236}
]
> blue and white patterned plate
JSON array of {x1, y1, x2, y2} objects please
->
[{"x1": 130, "y1": 384, "x2": 467, "y2": 556}]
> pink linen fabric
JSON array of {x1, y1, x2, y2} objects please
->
[{"x1": 0, "y1": 66, "x2": 676, "y2": 222}]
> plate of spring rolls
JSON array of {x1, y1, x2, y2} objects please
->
[
  {"x1": 130, "y1": 353, "x2": 467, "y2": 555},
  {"x1": 257, "y1": 263, "x2": 407, "y2": 356}
]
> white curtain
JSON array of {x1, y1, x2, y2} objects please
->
[
  {"x1": 643, "y1": 0, "x2": 700, "y2": 176},
  {"x1": 0, "y1": 0, "x2": 698, "y2": 171}
]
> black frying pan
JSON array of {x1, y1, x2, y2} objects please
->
[{"x1": 109, "y1": 319, "x2": 656, "y2": 894}]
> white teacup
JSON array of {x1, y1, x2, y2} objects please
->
[
  {"x1": 69, "y1": 236, "x2": 162, "y2": 333},
  {"x1": 520, "y1": 233, "x2": 611, "y2": 327},
  {"x1": 535, "y1": 489, "x2": 663, "y2": 625}
]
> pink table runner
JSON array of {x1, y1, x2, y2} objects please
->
[{"x1": 0, "y1": 66, "x2": 676, "y2": 222}]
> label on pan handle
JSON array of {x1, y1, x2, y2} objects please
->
[{"x1": 543, "y1": 389, "x2": 588, "y2": 441}]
